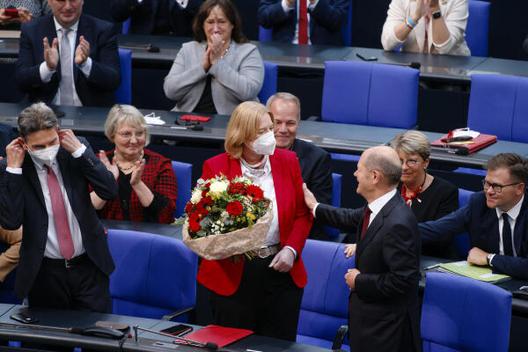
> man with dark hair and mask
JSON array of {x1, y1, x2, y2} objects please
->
[{"x1": 0, "y1": 102, "x2": 117, "y2": 312}]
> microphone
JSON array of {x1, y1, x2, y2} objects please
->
[
  {"x1": 169, "y1": 124, "x2": 204, "y2": 131},
  {"x1": 134, "y1": 325, "x2": 218, "y2": 350},
  {"x1": 120, "y1": 44, "x2": 160, "y2": 53},
  {"x1": 355, "y1": 52, "x2": 421, "y2": 70}
]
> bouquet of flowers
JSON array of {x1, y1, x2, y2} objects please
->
[{"x1": 181, "y1": 175, "x2": 273, "y2": 260}]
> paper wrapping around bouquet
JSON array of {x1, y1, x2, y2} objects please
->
[{"x1": 182, "y1": 205, "x2": 273, "y2": 260}]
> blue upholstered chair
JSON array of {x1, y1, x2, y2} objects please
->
[
  {"x1": 258, "y1": 61, "x2": 278, "y2": 103},
  {"x1": 258, "y1": 26, "x2": 272, "y2": 42},
  {"x1": 421, "y1": 272, "x2": 512, "y2": 352},
  {"x1": 0, "y1": 242, "x2": 20, "y2": 304},
  {"x1": 468, "y1": 73, "x2": 528, "y2": 143},
  {"x1": 171, "y1": 161, "x2": 192, "y2": 218},
  {"x1": 121, "y1": 19, "x2": 131, "y2": 35},
  {"x1": 322, "y1": 61, "x2": 419, "y2": 129},
  {"x1": 297, "y1": 240, "x2": 353, "y2": 350},
  {"x1": 324, "y1": 173, "x2": 342, "y2": 240},
  {"x1": 466, "y1": 0, "x2": 490, "y2": 57},
  {"x1": 453, "y1": 188, "x2": 473, "y2": 258},
  {"x1": 115, "y1": 49, "x2": 132, "y2": 104},
  {"x1": 108, "y1": 229, "x2": 198, "y2": 320}
]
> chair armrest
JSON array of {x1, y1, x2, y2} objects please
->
[
  {"x1": 162, "y1": 306, "x2": 194, "y2": 321},
  {"x1": 331, "y1": 324, "x2": 348, "y2": 351},
  {"x1": 306, "y1": 115, "x2": 321, "y2": 121}
]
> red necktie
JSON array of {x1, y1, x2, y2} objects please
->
[
  {"x1": 360, "y1": 206, "x2": 371, "y2": 240},
  {"x1": 298, "y1": 0, "x2": 308, "y2": 44},
  {"x1": 46, "y1": 165, "x2": 74, "y2": 259}
]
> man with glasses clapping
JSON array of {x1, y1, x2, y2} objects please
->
[{"x1": 420, "y1": 153, "x2": 528, "y2": 280}]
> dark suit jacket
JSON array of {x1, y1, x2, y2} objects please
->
[
  {"x1": 420, "y1": 191, "x2": 528, "y2": 280},
  {"x1": 258, "y1": 0, "x2": 349, "y2": 46},
  {"x1": 15, "y1": 14, "x2": 120, "y2": 107},
  {"x1": 317, "y1": 193, "x2": 421, "y2": 352},
  {"x1": 291, "y1": 138, "x2": 332, "y2": 239},
  {"x1": 0, "y1": 141, "x2": 118, "y2": 298},
  {"x1": 197, "y1": 149, "x2": 312, "y2": 296},
  {"x1": 110, "y1": 0, "x2": 202, "y2": 35}
]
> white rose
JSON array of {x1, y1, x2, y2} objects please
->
[
  {"x1": 209, "y1": 180, "x2": 229, "y2": 195},
  {"x1": 190, "y1": 189, "x2": 202, "y2": 204}
]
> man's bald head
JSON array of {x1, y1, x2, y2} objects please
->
[{"x1": 362, "y1": 146, "x2": 402, "y2": 187}]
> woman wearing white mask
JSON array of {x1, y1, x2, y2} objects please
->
[{"x1": 198, "y1": 101, "x2": 312, "y2": 341}]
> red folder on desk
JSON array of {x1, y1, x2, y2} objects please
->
[
  {"x1": 431, "y1": 133, "x2": 497, "y2": 155},
  {"x1": 184, "y1": 325, "x2": 253, "y2": 348}
]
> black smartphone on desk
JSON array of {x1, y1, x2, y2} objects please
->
[
  {"x1": 160, "y1": 323, "x2": 193, "y2": 336},
  {"x1": 513, "y1": 286, "x2": 528, "y2": 300},
  {"x1": 356, "y1": 53, "x2": 378, "y2": 61},
  {"x1": 10, "y1": 309, "x2": 38, "y2": 324}
]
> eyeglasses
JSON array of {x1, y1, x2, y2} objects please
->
[
  {"x1": 482, "y1": 180, "x2": 521, "y2": 194},
  {"x1": 116, "y1": 131, "x2": 146, "y2": 140},
  {"x1": 400, "y1": 159, "x2": 421, "y2": 167}
]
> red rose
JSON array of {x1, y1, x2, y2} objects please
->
[
  {"x1": 228, "y1": 182, "x2": 246, "y2": 195},
  {"x1": 189, "y1": 218, "x2": 201, "y2": 233},
  {"x1": 247, "y1": 185, "x2": 264, "y2": 202},
  {"x1": 184, "y1": 202, "x2": 193, "y2": 214},
  {"x1": 226, "y1": 201, "x2": 244, "y2": 216},
  {"x1": 201, "y1": 196, "x2": 214, "y2": 206}
]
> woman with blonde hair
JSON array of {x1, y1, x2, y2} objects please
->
[
  {"x1": 91, "y1": 104, "x2": 177, "y2": 224},
  {"x1": 198, "y1": 101, "x2": 311, "y2": 341}
]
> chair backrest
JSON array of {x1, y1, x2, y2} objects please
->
[
  {"x1": 297, "y1": 240, "x2": 353, "y2": 349},
  {"x1": 466, "y1": 0, "x2": 490, "y2": 57},
  {"x1": 454, "y1": 188, "x2": 474, "y2": 258},
  {"x1": 171, "y1": 161, "x2": 192, "y2": 218},
  {"x1": 421, "y1": 272, "x2": 512, "y2": 352},
  {"x1": 324, "y1": 173, "x2": 342, "y2": 240},
  {"x1": 468, "y1": 73, "x2": 528, "y2": 143},
  {"x1": 115, "y1": 48, "x2": 132, "y2": 104},
  {"x1": 108, "y1": 229, "x2": 197, "y2": 320},
  {"x1": 258, "y1": 61, "x2": 278, "y2": 104},
  {"x1": 258, "y1": 26, "x2": 272, "y2": 42},
  {"x1": 122, "y1": 19, "x2": 131, "y2": 35},
  {"x1": 322, "y1": 61, "x2": 418, "y2": 128}
]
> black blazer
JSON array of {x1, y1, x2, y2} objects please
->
[
  {"x1": 110, "y1": 0, "x2": 202, "y2": 36},
  {"x1": 317, "y1": 193, "x2": 421, "y2": 352},
  {"x1": 258, "y1": 0, "x2": 350, "y2": 46},
  {"x1": 420, "y1": 191, "x2": 528, "y2": 280},
  {"x1": 15, "y1": 14, "x2": 120, "y2": 107},
  {"x1": 0, "y1": 141, "x2": 118, "y2": 298}
]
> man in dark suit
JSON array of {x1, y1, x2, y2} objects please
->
[
  {"x1": 267, "y1": 92, "x2": 332, "y2": 240},
  {"x1": 0, "y1": 102, "x2": 117, "y2": 312},
  {"x1": 258, "y1": 0, "x2": 349, "y2": 46},
  {"x1": 420, "y1": 153, "x2": 528, "y2": 280},
  {"x1": 16, "y1": 0, "x2": 120, "y2": 107},
  {"x1": 303, "y1": 146, "x2": 421, "y2": 352},
  {"x1": 110, "y1": 0, "x2": 202, "y2": 36}
]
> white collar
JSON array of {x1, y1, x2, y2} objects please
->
[
  {"x1": 53, "y1": 17, "x2": 79, "y2": 33},
  {"x1": 496, "y1": 195, "x2": 524, "y2": 221},
  {"x1": 368, "y1": 188, "x2": 397, "y2": 218}
]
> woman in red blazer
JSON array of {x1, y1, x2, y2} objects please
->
[{"x1": 198, "y1": 101, "x2": 312, "y2": 341}]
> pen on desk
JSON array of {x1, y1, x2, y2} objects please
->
[
  {"x1": 424, "y1": 263, "x2": 440, "y2": 270},
  {"x1": 246, "y1": 349, "x2": 263, "y2": 352}
]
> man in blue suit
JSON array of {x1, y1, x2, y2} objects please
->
[
  {"x1": 110, "y1": 0, "x2": 203, "y2": 36},
  {"x1": 420, "y1": 153, "x2": 528, "y2": 280},
  {"x1": 258, "y1": 0, "x2": 349, "y2": 46},
  {"x1": 0, "y1": 103, "x2": 117, "y2": 312},
  {"x1": 16, "y1": 0, "x2": 120, "y2": 107}
]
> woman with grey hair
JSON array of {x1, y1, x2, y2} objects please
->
[
  {"x1": 391, "y1": 130, "x2": 458, "y2": 256},
  {"x1": 90, "y1": 104, "x2": 177, "y2": 224}
]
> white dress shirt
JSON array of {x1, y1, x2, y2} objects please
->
[
  {"x1": 495, "y1": 195, "x2": 523, "y2": 257},
  {"x1": 39, "y1": 18, "x2": 93, "y2": 106},
  {"x1": 7, "y1": 145, "x2": 87, "y2": 259},
  {"x1": 282, "y1": 0, "x2": 320, "y2": 44}
]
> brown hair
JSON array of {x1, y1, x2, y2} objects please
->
[
  {"x1": 224, "y1": 102, "x2": 272, "y2": 159},
  {"x1": 18, "y1": 102, "x2": 58, "y2": 138},
  {"x1": 487, "y1": 153, "x2": 528, "y2": 184},
  {"x1": 192, "y1": 0, "x2": 248, "y2": 43}
]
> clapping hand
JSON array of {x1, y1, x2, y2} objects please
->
[
  {"x1": 75, "y1": 36, "x2": 90, "y2": 65},
  {"x1": 17, "y1": 7, "x2": 32, "y2": 23},
  {"x1": 130, "y1": 159, "x2": 145, "y2": 186},
  {"x1": 414, "y1": 0, "x2": 432, "y2": 21},
  {"x1": 5, "y1": 138, "x2": 26, "y2": 169},
  {"x1": 98, "y1": 151, "x2": 119, "y2": 180},
  {"x1": 43, "y1": 37, "x2": 59, "y2": 70}
]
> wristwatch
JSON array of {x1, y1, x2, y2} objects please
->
[
  {"x1": 487, "y1": 253, "x2": 495, "y2": 266},
  {"x1": 432, "y1": 10, "x2": 442, "y2": 19}
]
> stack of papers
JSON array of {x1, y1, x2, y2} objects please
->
[{"x1": 434, "y1": 261, "x2": 510, "y2": 283}]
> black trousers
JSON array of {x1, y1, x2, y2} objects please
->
[
  {"x1": 27, "y1": 254, "x2": 111, "y2": 313},
  {"x1": 209, "y1": 256, "x2": 303, "y2": 341}
]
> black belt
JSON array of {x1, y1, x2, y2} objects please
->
[{"x1": 43, "y1": 253, "x2": 89, "y2": 269}]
